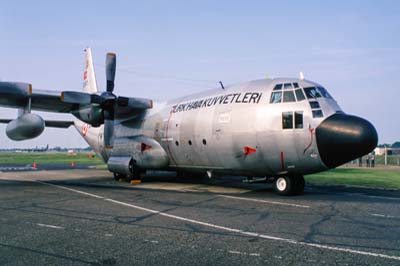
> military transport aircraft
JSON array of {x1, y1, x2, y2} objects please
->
[{"x1": 0, "y1": 48, "x2": 378, "y2": 195}]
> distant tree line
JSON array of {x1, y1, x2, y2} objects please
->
[{"x1": 377, "y1": 141, "x2": 400, "y2": 148}]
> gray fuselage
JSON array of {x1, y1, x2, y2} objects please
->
[{"x1": 77, "y1": 78, "x2": 349, "y2": 177}]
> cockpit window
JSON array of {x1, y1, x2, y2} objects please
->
[
  {"x1": 271, "y1": 83, "x2": 332, "y2": 104},
  {"x1": 303, "y1": 87, "x2": 322, "y2": 99},
  {"x1": 317, "y1": 86, "x2": 332, "y2": 99},
  {"x1": 283, "y1": 91, "x2": 296, "y2": 102},
  {"x1": 283, "y1": 83, "x2": 293, "y2": 90},
  {"x1": 295, "y1": 89, "x2": 306, "y2": 101},
  {"x1": 309, "y1": 101, "x2": 320, "y2": 109},
  {"x1": 312, "y1": 110, "x2": 324, "y2": 118},
  {"x1": 270, "y1": 91, "x2": 282, "y2": 103}
]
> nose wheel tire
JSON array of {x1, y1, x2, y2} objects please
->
[{"x1": 274, "y1": 175, "x2": 305, "y2": 196}]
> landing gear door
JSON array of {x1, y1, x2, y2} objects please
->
[{"x1": 211, "y1": 106, "x2": 232, "y2": 167}]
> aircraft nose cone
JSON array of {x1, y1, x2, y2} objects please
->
[{"x1": 316, "y1": 113, "x2": 378, "y2": 168}]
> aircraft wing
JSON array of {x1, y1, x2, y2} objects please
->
[
  {"x1": 0, "y1": 50, "x2": 153, "y2": 143},
  {"x1": 0, "y1": 82, "x2": 78, "y2": 113},
  {"x1": 0, "y1": 82, "x2": 153, "y2": 122}
]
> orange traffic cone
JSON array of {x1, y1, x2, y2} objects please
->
[
  {"x1": 33, "y1": 161, "x2": 37, "y2": 169},
  {"x1": 71, "y1": 161, "x2": 75, "y2": 168}
]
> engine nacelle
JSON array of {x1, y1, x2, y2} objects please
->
[
  {"x1": 6, "y1": 113, "x2": 45, "y2": 141},
  {"x1": 107, "y1": 156, "x2": 134, "y2": 175},
  {"x1": 72, "y1": 105, "x2": 103, "y2": 127}
]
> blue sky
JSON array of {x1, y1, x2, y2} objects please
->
[{"x1": 0, "y1": 0, "x2": 399, "y2": 148}]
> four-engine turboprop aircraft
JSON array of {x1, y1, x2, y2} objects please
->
[{"x1": 0, "y1": 48, "x2": 378, "y2": 195}]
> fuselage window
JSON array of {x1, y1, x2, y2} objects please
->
[
  {"x1": 273, "y1": 84, "x2": 282, "y2": 90},
  {"x1": 282, "y1": 112, "x2": 293, "y2": 129},
  {"x1": 283, "y1": 83, "x2": 293, "y2": 90},
  {"x1": 312, "y1": 110, "x2": 324, "y2": 118},
  {"x1": 295, "y1": 89, "x2": 306, "y2": 101},
  {"x1": 303, "y1": 87, "x2": 322, "y2": 99},
  {"x1": 283, "y1": 91, "x2": 296, "y2": 102},
  {"x1": 270, "y1": 91, "x2": 282, "y2": 103},
  {"x1": 295, "y1": 112, "x2": 303, "y2": 129}
]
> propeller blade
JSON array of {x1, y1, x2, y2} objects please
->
[
  {"x1": 106, "y1": 53, "x2": 116, "y2": 92},
  {"x1": 117, "y1": 96, "x2": 153, "y2": 109},
  {"x1": 103, "y1": 118, "x2": 114, "y2": 148}
]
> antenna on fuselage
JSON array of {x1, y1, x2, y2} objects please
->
[
  {"x1": 219, "y1": 81, "x2": 225, "y2": 90},
  {"x1": 299, "y1": 71, "x2": 305, "y2": 80}
]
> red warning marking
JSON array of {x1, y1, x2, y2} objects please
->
[
  {"x1": 280, "y1": 151, "x2": 285, "y2": 171},
  {"x1": 82, "y1": 123, "x2": 89, "y2": 136},
  {"x1": 243, "y1": 146, "x2": 257, "y2": 155},
  {"x1": 303, "y1": 127, "x2": 315, "y2": 154},
  {"x1": 83, "y1": 71, "x2": 87, "y2": 80},
  {"x1": 141, "y1": 143, "x2": 152, "y2": 152}
]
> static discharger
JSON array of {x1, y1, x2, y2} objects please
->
[{"x1": 243, "y1": 146, "x2": 257, "y2": 155}]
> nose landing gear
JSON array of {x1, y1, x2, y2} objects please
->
[{"x1": 273, "y1": 175, "x2": 305, "y2": 196}]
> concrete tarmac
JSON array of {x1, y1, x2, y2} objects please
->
[{"x1": 0, "y1": 169, "x2": 399, "y2": 265}]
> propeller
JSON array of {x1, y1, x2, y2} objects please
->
[{"x1": 60, "y1": 52, "x2": 153, "y2": 149}]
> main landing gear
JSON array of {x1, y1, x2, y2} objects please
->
[
  {"x1": 113, "y1": 166, "x2": 143, "y2": 183},
  {"x1": 273, "y1": 175, "x2": 305, "y2": 196}
]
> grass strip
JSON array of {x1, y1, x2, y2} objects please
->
[{"x1": 305, "y1": 168, "x2": 400, "y2": 190}]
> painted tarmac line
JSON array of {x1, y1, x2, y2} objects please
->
[
  {"x1": 228, "y1": 250, "x2": 261, "y2": 256},
  {"x1": 37, "y1": 223, "x2": 64, "y2": 230},
  {"x1": 371, "y1": 213, "x2": 398, "y2": 219},
  {"x1": 218, "y1": 195, "x2": 310, "y2": 208},
  {"x1": 36, "y1": 180, "x2": 400, "y2": 262}
]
